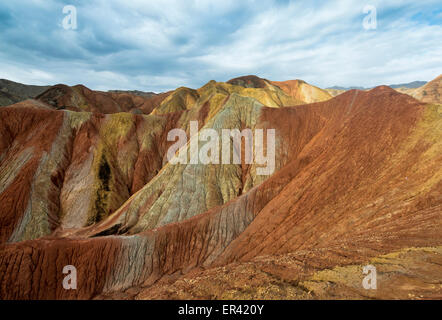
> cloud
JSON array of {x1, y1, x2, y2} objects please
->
[{"x1": 0, "y1": 0, "x2": 441, "y2": 91}]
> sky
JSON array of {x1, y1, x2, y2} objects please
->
[{"x1": 0, "y1": 0, "x2": 441, "y2": 92}]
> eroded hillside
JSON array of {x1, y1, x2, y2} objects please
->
[{"x1": 0, "y1": 77, "x2": 440, "y2": 299}]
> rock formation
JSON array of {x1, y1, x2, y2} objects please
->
[{"x1": 0, "y1": 76, "x2": 440, "y2": 300}]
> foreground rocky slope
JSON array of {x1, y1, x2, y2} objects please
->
[
  {"x1": 0, "y1": 77, "x2": 440, "y2": 299},
  {"x1": 134, "y1": 246, "x2": 442, "y2": 299}
]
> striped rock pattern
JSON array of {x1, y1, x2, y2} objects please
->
[{"x1": 0, "y1": 77, "x2": 440, "y2": 299}]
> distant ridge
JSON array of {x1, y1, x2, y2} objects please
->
[
  {"x1": 0, "y1": 79, "x2": 50, "y2": 106},
  {"x1": 389, "y1": 81, "x2": 427, "y2": 89},
  {"x1": 107, "y1": 90, "x2": 158, "y2": 98},
  {"x1": 327, "y1": 85, "x2": 365, "y2": 90},
  {"x1": 0, "y1": 76, "x2": 435, "y2": 109},
  {"x1": 327, "y1": 80, "x2": 427, "y2": 91}
]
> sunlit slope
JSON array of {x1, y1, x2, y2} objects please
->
[
  {"x1": 271, "y1": 79, "x2": 333, "y2": 103},
  {"x1": 411, "y1": 74, "x2": 442, "y2": 104}
]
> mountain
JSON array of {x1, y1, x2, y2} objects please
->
[
  {"x1": 326, "y1": 80, "x2": 431, "y2": 99},
  {"x1": 327, "y1": 85, "x2": 365, "y2": 90},
  {"x1": 227, "y1": 75, "x2": 269, "y2": 88},
  {"x1": 35, "y1": 84, "x2": 171, "y2": 114},
  {"x1": 270, "y1": 79, "x2": 333, "y2": 103},
  {"x1": 325, "y1": 88, "x2": 347, "y2": 97},
  {"x1": 0, "y1": 76, "x2": 328, "y2": 244},
  {"x1": 0, "y1": 80, "x2": 171, "y2": 113},
  {"x1": 327, "y1": 81, "x2": 427, "y2": 92},
  {"x1": 107, "y1": 90, "x2": 158, "y2": 98},
  {"x1": 389, "y1": 80, "x2": 427, "y2": 89},
  {"x1": 0, "y1": 79, "x2": 50, "y2": 106},
  {"x1": 0, "y1": 78, "x2": 440, "y2": 300},
  {"x1": 12, "y1": 76, "x2": 332, "y2": 116},
  {"x1": 227, "y1": 76, "x2": 333, "y2": 103},
  {"x1": 410, "y1": 74, "x2": 442, "y2": 104}
]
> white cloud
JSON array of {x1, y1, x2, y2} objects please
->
[{"x1": 0, "y1": 0, "x2": 441, "y2": 91}]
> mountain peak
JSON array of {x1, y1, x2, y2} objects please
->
[{"x1": 227, "y1": 75, "x2": 268, "y2": 88}]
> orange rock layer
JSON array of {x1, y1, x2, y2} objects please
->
[{"x1": 0, "y1": 77, "x2": 440, "y2": 299}]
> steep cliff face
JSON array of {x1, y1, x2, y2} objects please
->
[
  {"x1": 0, "y1": 100, "x2": 208, "y2": 242},
  {"x1": 0, "y1": 79, "x2": 440, "y2": 300}
]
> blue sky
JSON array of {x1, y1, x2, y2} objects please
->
[{"x1": 0, "y1": 0, "x2": 441, "y2": 92}]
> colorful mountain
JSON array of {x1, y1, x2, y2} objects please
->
[
  {"x1": 0, "y1": 77, "x2": 440, "y2": 300},
  {"x1": 410, "y1": 74, "x2": 442, "y2": 104}
]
